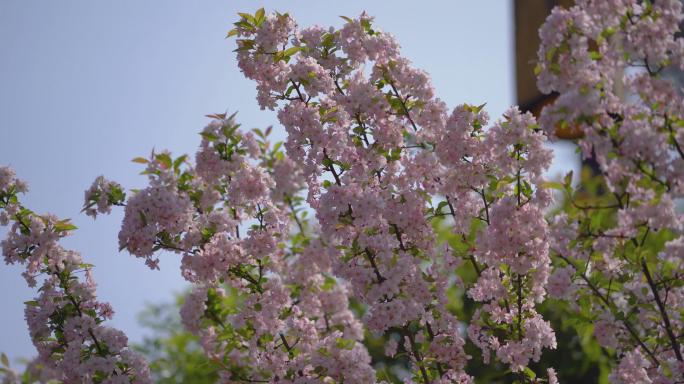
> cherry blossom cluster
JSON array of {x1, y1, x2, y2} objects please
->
[
  {"x1": 460, "y1": 109, "x2": 556, "y2": 374},
  {"x1": 230, "y1": 9, "x2": 558, "y2": 382},
  {"x1": 2, "y1": 2, "x2": 681, "y2": 383},
  {"x1": 0, "y1": 166, "x2": 151, "y2": 384},
  {"x1": 96, "y1": 113, "x2": 376, "y2": 383},
  {"x1": 83, "y1": 176, "x2": 126, "y2": 219},
  {"x1": 537, "y1": 0, "x2": 684, "y2": 382}
]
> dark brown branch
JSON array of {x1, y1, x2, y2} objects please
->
[
  {"x1": 557, "y1": 254, "x2": 660, "y2": 365},
  {"x1": 642, "y1": 259, "x2": 683, "y2": 361},
  {"x1": 364, "y1": 248, "x2": 386, "y2": 284},
  {"x1": 388, "y1": 81, "x2": 419, "y2": 132},
  {"x1": 403, "y1": 326, "x2": 431, "y2": 384}
]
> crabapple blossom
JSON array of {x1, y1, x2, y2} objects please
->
[
  {"x1": 118, "y1": 186, "x2": 194, "y2": 269},
  {"x1": 83, "y1": 176, "x2": 125, "y2": 219},
  {"x1": 0, "y1": 166, "x2": 151, "y2": 383},
  {"x1": 90, "y1": 112, "x2": 376, "y2": 382},
  {"x1": 609, "y1": 349, "x2": 653, "y2": 384},
  {"x1": 538, "y1": 0, "x2": 684, "y2": 382},
  {"x1": 2, "y1": 1, "x2": 683, "y2": 383},
  {"x1": 233, "y1": 8, "x2": 559, "y2": 381}
]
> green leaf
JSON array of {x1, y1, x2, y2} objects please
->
[
  {"x1": 564, "y1": 170, "x2": 574, "y2": 187},
  {"x1": 436, "y1": 200, "x2": 449, "y2": 214},
  {"x1": 107, "y1": 185, "x2": 126, "y2": 204},
  {"x1": 173, "y1": 154, "x2": 188, "y2": 172},
  {"x1": 254, "y1": 8, "x2": 265, "y2": 25},
  {"x1": 138, "y1": 210, "x2": 148, "y2": 226},
  {"x1": 131, "y1": 157, "x2": 148, "y2": 164},
  {"x1": 541, "y1": 181, "x2": 565, "y2": 191},
  {"x1": 339, "y1": 15, "x2": 353, "y2": 23},
  {"x1": 322, "y1": 32, "x2": 335, "y2": 48},
  {"x1": 234, "y1": 39, "x2": 255, "y2": 52},
  {"x1": 360, "y1": 18, "x2": 373, "y2": 34},
  {"x1": 206, "y1": 112, "x2": 227, "y2": 120},
  {"x1": 546, "y1": 46, "x2": 557, "y2": 61},
  {"x1": 239, "y1": 39, "x2": 255, "y2": 48},
  {"x1": 533, "y1": 63, "x2": 543, "y2": 76},
  {"x1": 321, "y1": 275, "x2": 337, "y2": 291},
  {"x1": 0, "y1": 353, "x2": 8, "y2": 368},
  {"x1": 200, "y1": 132, "x2": 218, "y2": 141},
  {"x1": 523, "y1": 366, "x2": 536, "y2": 379},
  {"x1": 283, "y1": 46, "x2": 302, "y2": 58},
  {"x1": 226, "y1": 28, "x2": 239, "y2": 38},
  {"x1": 601, "y1": 26, "x2": 616, "y2": 39},
  {"x1": 237, "y1": 12, "x2": 255, "y2": 25},
  {"x1": 54, "y1": 220, "x2": 78, "y2": 232},
  {"x1": 233, "y1": 20, "x2": 254, "y2": 31},
  {"x1": 155, "y1": 153, "x2": 172, "y2": 169},
  {"x1": 335, "y1": 337, "x2": 355, "y2": 350}
]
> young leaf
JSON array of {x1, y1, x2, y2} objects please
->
[
  {"x1": 254, "y1": 8, "x2": 265, "y2": 25},
  {"x1": 200, "y1": 131, "x2": 219, "y2": 141},
  {"x1": 206, "y1": 112, "x2": 227, "y2": 120},
  {"x1": 237, "y1": 12, "x2": 255, "y2": 25},
  {"x1": 436, "y1": 200, "x2": 449, "y2": 214},
  {"x1": 155, "y1": 153, "x2": 172, "y2": 169},
  {"x1": 54, "y1": 220, "x2": 78, "y2": 232},
  {"x1": 173, "y1": 154, "x2": 188, "y2": 172},
  {"x1": 541, "y1": 181, "x2": 565, "y2": 191},
  {"x1": 282, "y1": 46, "x2": 302, "y2": 58},
  {"x1": 563, "y1": 170, "x2": 574, "y2": 187},
  {"x1": 523, "y1": 367, "x2": 536, "y2": 380}
]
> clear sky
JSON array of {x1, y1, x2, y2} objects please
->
[{"x1": 0, "y1": 0, "x2": 577, "y2": 363}]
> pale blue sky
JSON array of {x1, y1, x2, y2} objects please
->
[{"x1": 0, "y1": 0, "x2": 577, "y2": 363}]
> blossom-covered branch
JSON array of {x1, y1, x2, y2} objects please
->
[
  {"x1": 231, "y1": 9, "x2": 559, "y2": 383},
  {"x1": 0, "y1": 167, "x2": 151, "y2": 383},
  {"x1": 538, "y1": 1, "x2": 684, "y2": 382}
]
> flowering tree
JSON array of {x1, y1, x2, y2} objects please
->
[
  {"x1": 536, "y1": 1, "x2": 684, "y2": 382},
  {"x1": 1, "y1": 1, "x2": 683, "y2": 383}
]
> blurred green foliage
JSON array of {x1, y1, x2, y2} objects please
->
[{"x1": 134, "y1": 295, "x2": 219, "y2": 384}]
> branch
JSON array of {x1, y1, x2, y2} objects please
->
[
  {"x1": 641, "y1": 259, "x2": 683, "y2": 361},
  {"x1": 388, "y1": 81, "x2": 419, "y2": 132},
  {"x1": 557, "y1": 254, "x2": 660, "y2": 365}
]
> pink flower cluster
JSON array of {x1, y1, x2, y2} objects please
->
[
  {"x1": 2, "y1": 1, "x2": 682, "y2": 383},
  {"x1": 119, "y1": 185, "x2": 194, "y2": 269},
  {"x1": 0, "y1": 166, "x2": 151, "y2": 383},
  {"x1": 83, "y1": 176, "x2": 125, "y2": 219},
  {"x1": 97, "y1": 112, "x2": 375, "y2": 382},
  {"x1": 232, "y1": 9, "x2": 558, "y2": 382},
  {"x1": 538, "y1": 0, "x2": 684, "y2": 382},
  {"x1": 0, "y1": 167, "x2": 27, "y2": 226}
]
